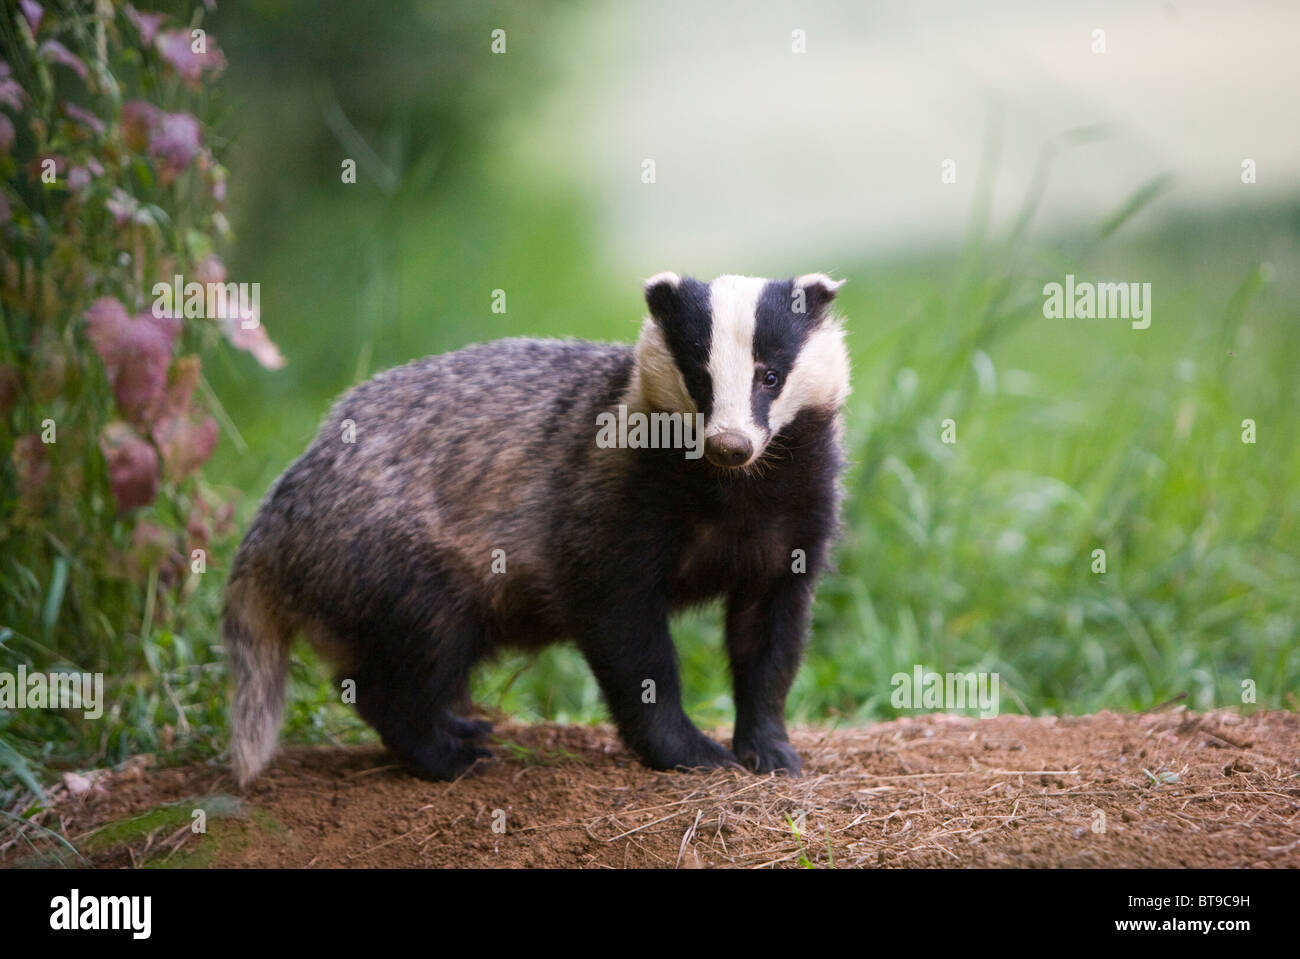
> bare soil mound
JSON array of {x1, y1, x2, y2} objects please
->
[{"x1": 6, "y1": 708, "x2": 1298, "y2": 868}]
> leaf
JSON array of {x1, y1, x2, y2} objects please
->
[
  {"x1": 0, "y1": 736, "x2": 46, "y2": 801},
  {"x1": 1095, "y1": 174, "x2": 1175, "y2": 242},
  {"x1": 40, "y1": 555, "x2": 68, "y2": 639}
]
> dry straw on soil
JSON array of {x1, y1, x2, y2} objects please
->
[{"x1": 4, "y1": 708, "x2": 1298, "y2": 868}]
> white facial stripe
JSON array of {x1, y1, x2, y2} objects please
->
[
  {"x1": 705, "y1": 275, "x2": 766, "y2": 442},
  {"x1": 767, "y1": 321, "x2": 851, "y2": 433},
  {"x1": 626, "y1": 317, "x2": 696, "y2": 413}
]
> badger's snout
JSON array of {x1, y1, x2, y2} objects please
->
[{"x1": 704, "y1": 431, "x2": 753, "y2": 468}]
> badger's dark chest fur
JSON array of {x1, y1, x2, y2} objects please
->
[
  {"x1": 607, "y1": 406, "x2": 844, "y2": 612},
  {"x1": 669, "y1": 512, "x2": 794, "y2": 605}
]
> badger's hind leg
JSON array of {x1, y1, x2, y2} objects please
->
[{"x1": 342, "y1": 608, "x2": 494, "y2": 781}]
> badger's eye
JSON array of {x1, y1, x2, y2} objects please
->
[{"x1": 761, "y1": 369, "x2": 781, "y2": 390}]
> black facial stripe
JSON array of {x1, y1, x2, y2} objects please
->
[
  {"x1": 656, "y1": 276, "x2": 714, "y2": 417},
  {"x1": 750, "y1": 279, "x2": 819, "y2": 431}
]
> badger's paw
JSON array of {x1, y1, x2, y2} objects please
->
[
  {"x1": 448, "y1": 715, "x2": 494, "y2": 741},
  {"x1": 398, "y1": 731, "x2": 493, "y2": 782},
  {"x1": 642, "y1": 728, "x2": 740, "y2": 773},
  {"x1": 669, "y1": 735, "x2": 741, "y2": 773},
  {"x1": 734, "y1": 737, "x2": 802, "y2": 777}
]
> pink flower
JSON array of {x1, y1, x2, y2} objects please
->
[
  {"x1": 99, "y1": 422, "x2": 159, "y2": 511},
  {"x1": 155, "y1": 29, "x2": 225, "y2": 88},
  {"x1": 85, "y1": 297, "x2": 130, "y2": 352},
  {"x1": 186, "y1": 489, "x2": 234, "y2": 550},
  {"x1": 193, "y1": 253, "x2": 226, "y2": 285},
  {"x1": 38, "y1": 40, "x2": 89, "y2": 83},
  {"x1": 62, "y1": 101, "x2": 105, "y2": 136},
  {"x1": 106, "y1": 188, "x2": 138, "y2": 227},
  {"x1": 121, "y1": 100, "x2": 204, "y2": 184},
  {"x1": 85, "y1": 297, "x2": 180, "y2": 421},
  {"x1": 0, "y1": 114, "x2": 13, "y2": 154},
  {"x1": 20, "y1": 1, "x2": 43, "y2": 35},
  {"x1": 150, "y1": 355, "x2": 218, "y2": 480},
  {"x1": 155, "y1": 413, "x2": 218, "y2": 480},
  {"x1": 147, "y1": 110, "x2": 202, "y2": 184},
  {"x1": 125, "y1": 4, "x2": 167, "y2": 46},
  {"x1": 226, "y1": 306, "x2": 287, "y2": 370},
  {"x1": 68, "y1": 165, "x2": 92, "y2": 192},
  {"x1": 66, "y1": 158, "x2": 103, "y2": 193},
  {"x1": 0, "y1": 65, "x2": 27, "y2": 111}
]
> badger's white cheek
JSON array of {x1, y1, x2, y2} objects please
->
[
  {"x1": 767, "y1": 324, "x2": 851, "y2": 434},
  {"x1": 629, "y1": 319, "x2": 696, "y2": 413}
]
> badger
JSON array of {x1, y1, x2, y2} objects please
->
[{"x1": 224, "y1": 272, "x2": 850, "y2": 784}]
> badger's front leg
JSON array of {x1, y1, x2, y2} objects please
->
[
  {"x1": 577, "y1": 603, "x2": 737, "y2": 773},
  {"x1": 726, "y1": 576, "x2": 814, "y2": 776}
]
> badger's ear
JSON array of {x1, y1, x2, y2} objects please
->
[
  {"x1": 793, "y1": 273, "x2": 845, "y2": 319},
  {"x1": 643, "y1": 271, "x2": 682, "y2": 325}
]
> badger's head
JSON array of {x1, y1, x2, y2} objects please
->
[{"x1": 627, "y1": 272, "x2": 850, "y2": 470}]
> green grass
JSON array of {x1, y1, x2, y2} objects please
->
[{"x1": 475, "y1": 214, "x2": 1298, "y2": 730}]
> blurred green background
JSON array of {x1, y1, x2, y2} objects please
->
[
  {"x1": 7, "y1": 0, "x2": 1298, "y2": 785},
  {"x1": 205, "y1": 0, "x2": 1297, "y2": 740}
]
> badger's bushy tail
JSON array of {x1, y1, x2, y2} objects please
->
[{"x1": 224, "y1": 578, "x2": 292, "y2": 786}]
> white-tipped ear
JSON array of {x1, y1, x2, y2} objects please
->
[
  {"x1": 643, "y1": 272, "x2": 682, "y2": 325},
  {"x1": 793, "y1": 273, "x2": 845, "y2": 319},
  {"x1": 643, "y1": 271, "x2": 681, "y2": 293},
  {"x1": 795, "y1": 273, "x2": 845, "y2": 295}
]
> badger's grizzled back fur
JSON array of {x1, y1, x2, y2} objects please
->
[{"x1": 225, "y1": 272, "x2": 850, "y2": 784}]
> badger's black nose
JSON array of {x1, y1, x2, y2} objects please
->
[{"x1": 704, "y1": 431, "x2": 753, "y2": 468}]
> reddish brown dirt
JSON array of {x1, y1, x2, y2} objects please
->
[{"x1": 5, "y1": 708, "x2": 1299, "y2": 868}]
